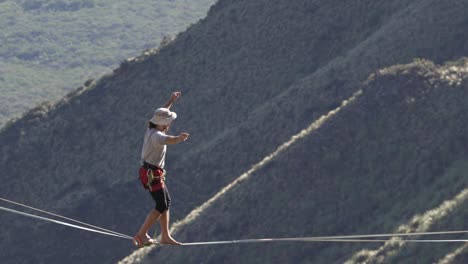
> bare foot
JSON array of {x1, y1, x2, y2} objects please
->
[
  {"x1": 160, "y1": 235, "x2": 182, "y2": 245},
  {"x1": 146, "y1": 233, "x2": 155, "y2": 241},
  {"x1": 133, "y1": 234, "x2": 155, "y2": 248}
]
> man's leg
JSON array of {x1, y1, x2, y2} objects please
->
[
  {"x1": 135, "y1": 209, "x2": 161, "y2": 243},
  {"x1": 159, "y1": 209, "x2": 181, "y2": 245}
]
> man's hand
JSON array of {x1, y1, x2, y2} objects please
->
[
  {"x1": 170, "y1": 91, "x2": 181, "y2": 103},
  {"x1": 165, "y1": 91, "x2": 181, "y2": 109},
  {"x1": 178, "y1": 133, "x2": 189, "y2": 142}
]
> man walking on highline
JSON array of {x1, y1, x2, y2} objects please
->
[{"x1": 134, "y1": 91, "x2": 189, "y2": 247}]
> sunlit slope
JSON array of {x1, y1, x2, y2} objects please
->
[
  {"x1": 132, "y1": 59, "x2": 468, "y2": 263},
  {"x1": 0, "y1": 0, "x2": 216, "y2": 127}
]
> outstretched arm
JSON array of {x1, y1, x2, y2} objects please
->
[
  {"x1": 164, "y1": 91, "x2": 181, "y2": 109},
  {"x1": 165, "y1": 133, "x2": 190, "y2": 145}
]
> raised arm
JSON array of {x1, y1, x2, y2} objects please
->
[{"x1": 164, "y1": 91, "x2": 181, "y2": 109}]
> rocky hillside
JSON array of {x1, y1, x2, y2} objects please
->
[{"x1": 1, "y1": 0, "x2": 467, "y2": 263}]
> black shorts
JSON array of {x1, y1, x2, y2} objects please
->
[{"x1": 150, "y1": 187, "x2": 171, "y2": 214}]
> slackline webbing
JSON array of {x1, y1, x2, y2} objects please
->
[
  {"x1": 181, "y1": 230, "x2": 468, "y2": 245},
  {"x1": 0, "y1": 205, "x2": 132, "y2": 240},
  {"x1": 0, "y1": 197, "x2": 131, "y2": 239},
  {"x1": 1, "y1": 198, "x2": 467, "y2": 245},
  {"x1": 182, "y1": 237, "x2": 468, "y2": 246}
]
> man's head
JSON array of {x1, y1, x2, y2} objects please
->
[{"x1": 149, "y1": 108, "x2": 177, "y2": 130}]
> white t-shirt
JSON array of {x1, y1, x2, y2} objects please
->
[{"x1": 141, "y1": 128, "x2": 170, "y2": 168}]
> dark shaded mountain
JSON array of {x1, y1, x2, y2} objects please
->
[
  {"x1": 129, "y1": 59, "x2": 468, "y2": 264},
  {"x1": 1, "y1": 0, "x2": 468, "y2": 263}
]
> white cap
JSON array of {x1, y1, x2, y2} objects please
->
[{"x1": 149, "y1": 108, "x2": 177, "y2": 125}]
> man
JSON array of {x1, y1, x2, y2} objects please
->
[{"x1": 133, "y1": 91, "x2": 189, "y2": 247}]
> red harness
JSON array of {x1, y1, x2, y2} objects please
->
[{"x1": 139, "y1": 166, "x2": 165, "y2": 192}]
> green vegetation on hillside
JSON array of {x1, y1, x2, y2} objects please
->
[{"x1": 0, "y1": 0, "x2": 215, "y2": 127}]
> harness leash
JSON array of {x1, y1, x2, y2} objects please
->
[{"x1": 146, "y1": 168, "x2": 166, "y2": 191}]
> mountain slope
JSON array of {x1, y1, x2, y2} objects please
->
[
  {"x1": 126, "y1": 59, "x2": 468, "y2": 264},
  {"x1": 1, "y1": 0, "x2": 468, "y2": 263}
]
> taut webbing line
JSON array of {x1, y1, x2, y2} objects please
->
[
  {"x1": 182, "y1": 238, "x2": 468, "y2": 246},
  {"x1": 183, "y1": 230, "x2": 468, "y2": 246},
  {"x1": 182, "y1": 230, "x2": 468, "y2": 246},
  {"x1": 0, "y1": 197, "x2": 131, "y2": 239},
  {"x1": 1, "y1": 198, "x2": 466, "y2": 245},
  {"x1": 0, "y1": 206, "x2": 132, "y2": 240}
]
